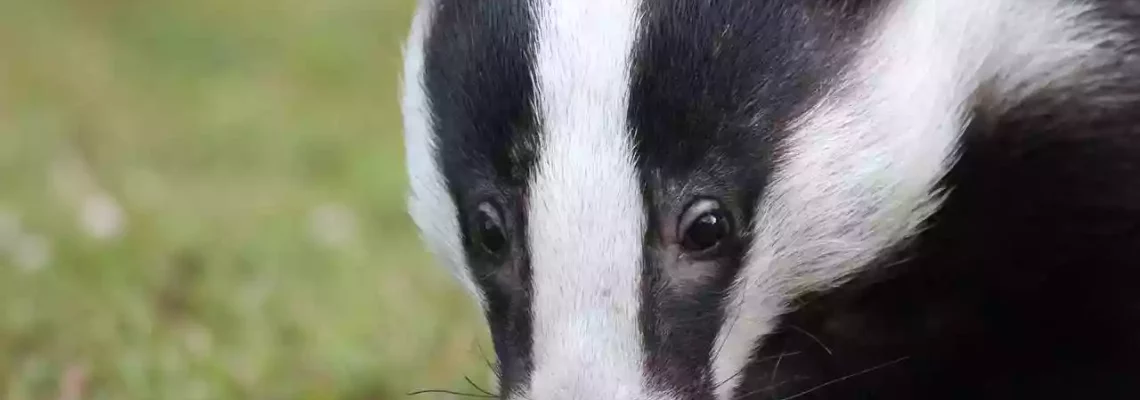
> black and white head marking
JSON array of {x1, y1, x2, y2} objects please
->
[{"x1": 404, "y1": 0, "x2": 1140, "y2": 399}]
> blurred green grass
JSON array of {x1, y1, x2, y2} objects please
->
[{"x1": 0, "y1": 0, "x2": 491, "y2": 398}]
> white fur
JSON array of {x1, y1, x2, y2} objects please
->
[
  {"x1": 401, "y1": 0, "x2": 486, "y2": 306},
  {"x1": 524, "y1": 0, "x2": 658, "y2": 399},
  {"x1": 711, "y1": 1, "x2": 1124, "y2": 398}
]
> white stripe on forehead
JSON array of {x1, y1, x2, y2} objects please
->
[
  {"x1": 526, "y1": 0, "x2": 651, "y2": 399},
  {"x1": 711, "y1": 1, "x2": 1123, "y2": 398}
]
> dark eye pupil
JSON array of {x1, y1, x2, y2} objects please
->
[
  {"x1": 683, "y1": 212, "x2": 728, "y2": 251},
  {"x1": 476, "y1": 212, "x2": 507, "y2": 256}
]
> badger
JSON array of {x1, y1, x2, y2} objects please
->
[{"x1": 400, "y1": 0, "x2": 1140, "y2": 398}]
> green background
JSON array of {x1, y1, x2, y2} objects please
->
[{"x1": 0, "y1": 0, "x2": 491, "y2": 398}]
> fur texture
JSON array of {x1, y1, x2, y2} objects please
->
[{"x1": 403, "y1": 0, "x2": 1140, "y2": 399}]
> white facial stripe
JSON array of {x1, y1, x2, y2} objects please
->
[
  {"x1": 711, "y1": 1, "x2": 1122, "y2": 398},
  {"x1": 402, "y1": 1, "x2": 485, "y2": 306},
  {"x1": 526, "y1": 0, "x2": 652, "y2": 399}
]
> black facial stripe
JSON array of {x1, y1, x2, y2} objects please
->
[
  {"x1": 422, "y1": 0, "x2": 541, "y2": 395},
  {"x1": 628, "y1": 0, "x2": 882, "y2": 396}
]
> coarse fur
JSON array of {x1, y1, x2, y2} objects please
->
[
  {"x1": 526, "y1": 0, "x2": 650, "y2": 399},
  {"x1": 402, "y1": 0, "x2": 1140, "y2": 399}
]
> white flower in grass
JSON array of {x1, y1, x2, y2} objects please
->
[
  {"x1": 13, "y1": 233, "x2": 50, "y2": 272},
  {"x1": 80, "y1": 193, "x2": 125, "y2": 240},
  {"x1": 183, "y1": 323, "x2": 214, "y2": 359},
  {"x1": 0, "y1": 209, "x2": 20, "y2": 252},
  {"x1": 309, "y1": 202, "x2": 358, "y2": 249}
]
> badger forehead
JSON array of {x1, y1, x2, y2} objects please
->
[
  {"x1": 405, "y1": 0, "x2": 850, "y2": 290},
  {"x1": 402, "y1": 0, "x2": 1124, "y2": 399}
]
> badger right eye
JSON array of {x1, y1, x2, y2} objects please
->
[
  {"x1": 473, "y1": 201, "x2": 508, "y2": 258},
  {"x1": 678, "y1": 198, "x2": 734, "y2": 255}
]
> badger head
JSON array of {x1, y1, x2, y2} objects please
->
[{"x1": 400, "y1": 0, "x2": 1127, "y2": 399}]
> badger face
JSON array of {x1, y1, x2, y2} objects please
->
[{"x1": 402, "y1": 0, "x2": 1139, "y2": 399}]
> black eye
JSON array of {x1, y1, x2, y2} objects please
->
[
  {"x1": 679, "y1": 199, "x2": 733, "y2": 254},
  {"x1": 473, "y1": 202, "x2": 508, "y2": 257}
]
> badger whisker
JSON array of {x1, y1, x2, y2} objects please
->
[
  {"x1": 776, "y1": 356, "x2": 911, "y2": 400},
  {"x1": 465, "y1": 376, "x2": 499, "y2": 398},
  {"x1": 474, "y1": 342, "x2": 503, "y2": 380},
  {"x1": 769, "y1": 351, "x2": 787, "y2": 386},
  {"x1": 711, "y1": 351, "x2": 803, "y2": 392},
  {"x1": 786, "y1": 325, "x2": 833, "y2": 356},
  {"x1": 734, "y1": 379, "x2": 798, "y2": 400},
  {"x1": 406, "y1": 388, "x2": 497, "y2": 398}
]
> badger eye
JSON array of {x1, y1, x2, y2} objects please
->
[
  {"x1": 679, "y1": 199, "x2": 733, "y2": 254},
  {"x1": 473, "y1": 202, "x2": 508, "y2": 258}
]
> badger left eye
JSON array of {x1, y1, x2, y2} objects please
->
[
  {"x1": 678, "y1": 198, "x2": 734, "y2": 255},
  {"x1": 472, "y1": 201, "x2": 508, "y2": 258}
]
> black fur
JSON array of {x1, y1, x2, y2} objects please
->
[
  {"x1": 421, "y1": 0, "x2": 540, "y2": 394},
  {"x1": 733, "y1": 91, "x2": 1140, "y2": 399}
]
